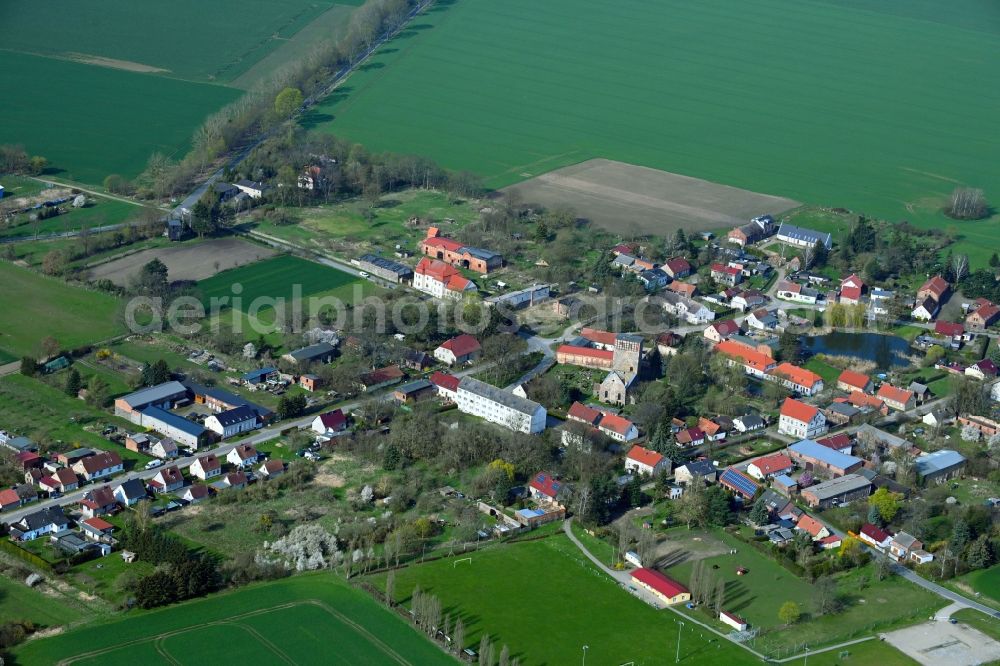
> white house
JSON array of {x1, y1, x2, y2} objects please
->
[
  {"x1": 226, "y1": 444, "x2": 259, "y2": 469},
  {"x1": 775, "y1": 281, "x2": 818, "y2": 304},
  {"x1": 911, "y1": 297, "x2": 939, "y2": 321},
  {"x1": 71, "y1": 452, "x2": 124, "y2": 483},
  {"x1": 150, "y1": 438, "x2": 178, "y2": 459},
  {"x1": 413, "y1": 258, "x2": 476, "y2": 300},
  {"x1": 597, "y1": 413, "x2": 639, "y2": 442},
  {"x1": 112, "y1": 479, "x2": 147, "y2": 507},
  {"x1": 205, "y1": 406, "x2": 260, "y2": 439},
  {"x1": 311, "y1": 409, "x2": 347, "y2": 436},
  {"x1": 625, "y1": 445, "x2": 670, "y2": 477},
  {"x1": 434, "y1": 334, "x2": 481, "y2": 366},
  {"x1": 189, "y1": 454, "x2": 222, "y2": 481},
  {"x1": 149, "y1": 466, "x2": 184, "y2": 494},
  {"x1": 234, "y1": 179, "x2": 267, "y2": 199},
  {"x1": 778, "y1": 398, "x2": 827, "y2": 439},
  {"x1": 733, "y1": 414, "x2": 765, "y2": 433},
  {"x1": 651, "y1": 292, "x2": 715, "y2": 324},
  {"x1": 9, "y1": 507, "x2": 69, "y2": 541}
]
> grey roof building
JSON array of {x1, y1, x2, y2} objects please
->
[
  {"x1": 282, "y1": 342, "x2": 337, "y2": 365},
  {"x1": 358, "y1": 254, "x2": 414, "y2": 283},
  {"x1": 116, "y1": 381, "x2": 189, "y2": 412},
  {"x1": 915, "y1": 449, "x2": 966, "y2": 484},
  {"x1": 800, "y1": 474, "x2": 871, "y2": 508},
  {"x1": 777, "y1": 223, "x2": 832, "y2": 249},
  {"x1": 455, "y1": 377, "x2": 547, "y2": 434}
]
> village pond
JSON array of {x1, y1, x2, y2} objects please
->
[{"x1": 802, "y1": 331, "x2": 911, "y2": 369}]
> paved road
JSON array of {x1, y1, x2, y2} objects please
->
[{"x1": 892, "y1": 563, "x2": 1000, "y2": 618}]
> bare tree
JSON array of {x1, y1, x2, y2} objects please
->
[
  {"x1": 945, "y1": 188, "x2": 988, "y2": 220},
  {"x1": 952, "y1": 253, "x2": 970, "y2": 283}
]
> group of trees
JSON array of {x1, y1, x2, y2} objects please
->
[
  {"x1": 0, "y1": 144, "x2": 47, "y2": 175},
  {"x1": 945, "y1": 187, "x2": 989, "y2": 221}
]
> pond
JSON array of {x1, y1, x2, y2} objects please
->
[{"x1": 802, "y1": 331, "x2": 911, "y2": 369}]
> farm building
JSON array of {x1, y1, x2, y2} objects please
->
[
  {"x1": 357, "y1": 254, "x2": 413, "y2": 283},
  {"x1": 420, "y1": 228, "x2": 502, "y2": 273},
  {"x1": 114, "y1": 381, "x2": 190, "y2": 423},
  {"x1": 282, "y1": 342, "x2": 337, "y2": 366},
  {"x1": 914, "y1": 449, "x2": 966, "y2": 485},
  {"x1": 836, "y1": 370, "x2": 872, "y2": 394},
  {"x1": 393, "y1": 379, "x2": 437, "y2": 404},
  {"x1": 775, "y1": 223, "x2": 831, "y2": 249},
  {"x1": 485, "y1": 284, "x2": 551, "y2": 309},
  {"x1": 787, "y1": 439, "x2": 862, "y2": 477},
  {"x1": 413, "y1": 257, "x2": 476, "y2": 300},
  {"x1": 799, "y1": 474, "x2": 871, "y2": 508},
  {"x1": 435, "y1": 334, "x2": 482, "y2": 366},
  {"x1": 137, "y1": 407, "x2": 208, "y2": 448},
  {"x1": 719, "y1": 468, "x2": 760, "y2": 500},
  {"x1": 747, "y1": 454, "x2": 793, "y2": 480}
]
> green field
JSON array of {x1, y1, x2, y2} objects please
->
[
  {"x1": 0, "y1": 261, "x2": 124, "y2": 358},
  {"x1": 0, "y1": 576, "x2": 85, "y2": 628},
  {"x1": 375, "y1": 535, "x2": 759, "y2": 665},
  {"x1": 197, "y1": 254, "x2": 362, "y2": 309},
  {"x1": 14, "y1": 575, "x2": 453, "y2": 666},
  {"x1": 307, "y1": 0, "x2": 1000, "y2": 258},
  {"x1": 953, "y1": 565, "x2": 1000, "y2": 606},
  {"x1": 0, "y1": 0, "x2": 362, "y2": 182}
]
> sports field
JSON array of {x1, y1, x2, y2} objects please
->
[
  {"x1": 0, "y1": 0, "x2": 361, "y2": 182},
  {"x1": 197, "y1": 254, "x2": 363, "y2": 309},
  {"x1": 307, "y1": 0, "x2": 1000, "y2": 242},
  {"x1": 375, "y1": 535, "x2": 758, "y2": 665},
  {"x1": 0, "y1": 261, "x2": 124, "y2": 358},
  {"x1": 14, "y1": 575, "x2": 453, "y2": 666}
]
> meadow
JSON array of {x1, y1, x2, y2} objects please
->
[
  {"x1": 196, "y1": 254, "x2": 363, "y2": 310},
  {"x1": 0, "y1": 261, "x2": 124, "y2": 358},
  {"x1": 374, "y1": 535, "x2": 759, "y2": 665},
  {"x1": 307, "y1": 0, "x2": 1000, "y2": 261},
  {"x1": 14, "y1": 575, "x2": 452, "y2": 666}
]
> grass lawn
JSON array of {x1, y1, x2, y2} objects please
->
[
  {"x1": 196, "y1": 254, "x2": 362, "y2": 310},
  {"x1": 804, "y1": 639, "x2": 919, "y2": 666},
  {"x1": 373, "y1": 535, "x2": 758, "y2": 665},
  {"x1": 0, "y1": 261, "x2": 124, "y2": 358},
  {"x1": 804, "y1": 356, "x2": 842, "y2": 387},
  {"x1": 0, "y1": 575, "x2": 84, "y2": 628},
  {"x1": 15, "y1": 574, "x2": 452, "y2": 666},
  {"x1": 307, "y1": 0, "x2": 1000, "y2": 265},
  {"x1": 666, "y1": 530, "x2": 943, "y2": 655},
  {"x1": 0, "y1": 196, "x2": 145, "y2": 240},
  {"x1": 948, "y1": 565, "x2": 1000, "y2": 608}
]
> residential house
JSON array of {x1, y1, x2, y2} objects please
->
[
  {"x1": 434, "y1": 334, "x2": 482, "y2": 366},
  {"x1": 770, "y1": 363, "x2": 823, "y2": 396},
  {"x1": 181, "y1": 485, "x2": 209, "y2": 504},
  {"x1": 80, "y1": 517, "x2": 116, "y2": 544},
  {"x1": 598, "y1": 413, "x2": 639, "y2": 442},
  {"x1": 714, "y1": 339, "x2": 777, "y2": 380},
  {"x1": 911, "y1": 297, "x2": 940, "y2": 321},
  {"x1": 922, "y1": 410, "x2": 950, "y2": 429},
  {"x1": 148, "y1": 466, "x2": 184, "y2": 494},
  {"x1": 799, "y1": 474, "x2": 871, "y2": 508},
  {"x1": 226, "y1": 444, "x2": 259, "y2": 469},
  {"x1": 312, "y1": 409, "x2": 347, "y2": 436},
  {"x1": 402, "y1": 349, "x2": 432, "y2": 371},
  {"x1": 967, "y1": 300, "x2": 1000, "y2": 330},
  {"x1": 676, "y1": 427, "x2": 705, "y2": 448},
  {"x1": 908, "y1": 382, "x2": 932, "y2": 405},
  {"x1": 776, "y1": 223, "x2": 832, "y2": 249},
  {"x1": 889, "y1": 532, "x2": 933, "y2": 564},
  {"x1": 38, "y1": 468, "x2": 79, "y2": 495},
  {"x1": 413, "y1": 257, "x2": 477, "y2": 300},
  {"x1": 234, "y1": 180, "x2": 268, "y2": 199},
  {"x1": 528, "y1": 472, "x2": 563, "y2": 504},
  {"x1": 817, "y1": 535, "x2": 842, "y2": 550},
  {"x1": 845, "y1": 391, "x2": 888, "y2": 415},
  {"x1": 189, "y1": 454, "x2": 222, "y2": 481},
  {"x1": 656, "y1": 331, "x2": 683, "y2": 357},
  {"x1": 839, "y1": 274, "x2": 865, "y2": 305},
  {"x1": 934, "y1": 320, "x2": 965, "y2": 342},
  {"x1": 662, "y1": 257, "x2": 692, "y2": 279},
  {"x1": 775, "y1": 281, "x2": 819, "y2": 305},
  {"x1": 787, "y1": 439, "x2": 863, "y2": 477},
  {"x1": 8, "y1": 507, "x2": 69, "y2": 541},
  {"x1": 733, "y1": 413, "x2": 765, "y2": 433},
  {"x1": 778, "y1": 399, "x2": 828, "y2": 439},
  {"x1": 876, "y1": 384, "x2": 915, "y2": 411},
  {"x1": 259, "y1": 459, "x2": 285, "y2": 478},
  {"x1": 358, "y1": 365, "x2": 405, "y2": 392},
  {"x1": 393, "y1": 379, "x2": 437, "y2": 404},
  {"x1": 917, "y1": 275, "x2": 950, "y2": 303},
  {"x1": 914, "y1": 449, "x2": 966, "y2": 485},
  {"x1": 837, "y1": 370, "x2": 873, "y2": 394},
  {"x1": 822, "y1": 402, "x2": 863, "y2": 426},
  {"x1": 113, "y1": 479, "x2": 147, "y2": 507},
  {"x1": 429, "y1": 372, "x2": 461, "y2": 402},
  {"x1": 205, "y1": 406, "x2": 260, "y2": 439},
  {"x1": 650, "y1": 292, "x2": 714, "y2": 324},
  {"x1": 631, "y1": 568, "x2": 691, "y2": 605},
  {"x1": 673, "y1": 460, "x2": 719, "y2": 485},
  {"x1": 747, "y1": 454, "x2": 794, "y2": 481},
  {"x1": 455, "y1": 377, "x2": 547, "y2": 434},
  {"x1": 796, "y1": 514, "x2": 830, "y2": 540},
  {"x1": 71, "y1": 451, "x2": 124, "y2": 483},
  {"x1": 0, "y1": 489, "x2": 24, "y2": 511},
  {"x1": 150, "y1": 438, "x2": 179, "y2": 459},
  {"x1": 815, "y1": 433, "x2": 853, "y2": 455},
  {"x1": 666, "y1": 280, "x2": 697, "y2": 299},
  {"x1": 859, "y1": 523, "x2": 893, "y2": 550},
  {"x1": 711, "y1": 263, "x2": 743, "y2": 287},
  {"x1": 698, "y1": 417, "x2": 727, "y2": 442},
  {"x1": 966, "y1": 359, "x2": 998, "y2": 380},
  {"x1": 704, "y1": 319, "x2": 741, "y2": 343},
  {"x1": 79, "y1": 486, "x2": 117, "y2": 518},
  {"x1": 220, "y1": 471, "x2": 248, "y2": 490},
  {"x1": 625, "y1": 445, "x2": 670, "y2": 477},
  {"x1": 719, "y1": 468, "x2": 760, "y2": 500},
  {"x1": 867, "y1": 288, "x2": 894, "y2": 316},
  {"x1": 638, "y1": 268, "x2": 670, "y2": 290},
  {"x1": 727, "y1": 215, "x2": 775, "y2": 246}
]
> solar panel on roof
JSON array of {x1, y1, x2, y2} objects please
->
[{"x1": 721, "y1": 469, "x2": 758, "y2": 497}]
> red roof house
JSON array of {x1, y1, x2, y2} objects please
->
[
  {"x1": 631, "y1": 568, "x2": 690, "y2": 604},
  {"x1": 747, "y1": 454, "x2": 794, "y2": 480},
  {"x1": 528, "y1": 472, "x2": 562, "y2": 502},
  {"x1": 917, "y1": 275, "x2": 950, "y2": 302},
  {"x1": 934, "y1": 321, "x2": 965, "y2": 338},
  {"x1": 567, "y1": 401, "x2": 603, "y2": 425}
]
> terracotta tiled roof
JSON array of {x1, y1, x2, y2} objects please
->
[
  {"x1": 837, "y1": 370, "x2": 871, "y2": 390},
  {"x1": 877, "y1": 384, "x2": 914, "y2": 405},
  {"x1": 751, "y1": 454, "x2": 793, "y2": 475},
  {"x1": 797, "y1": 514, "x2": 826, "y2": 537},
  {"x1": 580, "y1": 328, "x2": 618, "y2": 347},
  {"x1": 626, "y1": 445, "x2": 663, "y2": 468},
  {"x1": 918, "y1": 275, "x2": 949, "y2": 300},
  {"x1": 771, "y1": 363, "x2": 822, "y2": 389},
  {"x1": 780, "y1": 397, "x2": 819, "y2": 422},
  {"x1": 556, "y1": 345, "x2": 614, "y2": 361},
  {"x1": 714, "y1": 340, "x2": 775, "y2": 373},
  {"x1": 429, "y1": 372, "x2": 460, "y2": 392},
  {"x1": 567, "y1": 402, "x2": 603, "y2": 425},
  {"x1": 600, "y1": 413, "x2": 635, "y2": 436},
  {"x1": 439, "y1": 334, "x2": 481, "y2": 358}
]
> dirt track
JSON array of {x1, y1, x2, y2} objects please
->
[
  {"x1": 502, "y1": 158, "x2": 799, "y2": 236},
  {"x1": 87, "y1": 238, "x2": 275, "y2": 285}
]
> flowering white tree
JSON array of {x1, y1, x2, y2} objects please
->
[
  {"x1": 962, "y1": 423, "x2": 982, "y2": 442},
  {"x1": 259, "y1": 524, "x2": 342, "y2": 571}
]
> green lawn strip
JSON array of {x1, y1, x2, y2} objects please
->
[
  {"x1": 945, "y1": 565, "x2": 1000, "y2": 609},
  {"x1": 0, "y1": 575, "x2": 84, "y2": 628},
  {"x1": 372, "y1": 535, "x2": 757, "y2": 665},
  {"x1": 803, "y1": 356, "x2": 842, "y2": 386},
  {"x1": 0, "y1": 198, "x2": 143, "y2": 240},
  {"x1": 15, "y1": 575, "x2": 452, "y2": 665},
  {"x1": 801, "y1": 638, "x2": 919, "y2": 666},
  {"x1": 196, "y1": 254, "x2": 360, "y2": 309},
  {"x1": 0, "y1": 261, "x2": 124, "y2": 358}
]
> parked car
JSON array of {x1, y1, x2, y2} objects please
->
[{"x1": 144, "y1": 460, "x2": 163, "y2": 470}]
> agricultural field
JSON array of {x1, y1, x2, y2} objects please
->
[
  {"x1": 374, "y1": 535, "x2": 759, "y2": 665},
  {"x1": 0, "y1": 575, "x2": 86, "y2": 628},
  {"x1": 503, "y1": 159, "x2": 799, "y2": 236},
  {"x1": 86, "y1": 237, "x2": 276, "y2": 286},
  {"x1": 0, "y1": 261, "x2": 124, "y2": 358},
  {"x1": 14, "y1": 575, "x2": 453, "y2": 666},
  {"x1": 307, "y1": 0, "x2": 1000, "y2": 262},
  {"x1": 0, "y1": 0, "x2": 363, "y2": 183}
]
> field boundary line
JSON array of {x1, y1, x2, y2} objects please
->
[
  {"x1": 217, "y1": 621, "x2": 296, "y2": 665},
  {"x1": 303, "y1": 599, "x2": 413, "y2": 666},
  {"x1": 153, "y1": 636, "x2": 181, "y2": 666}
]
